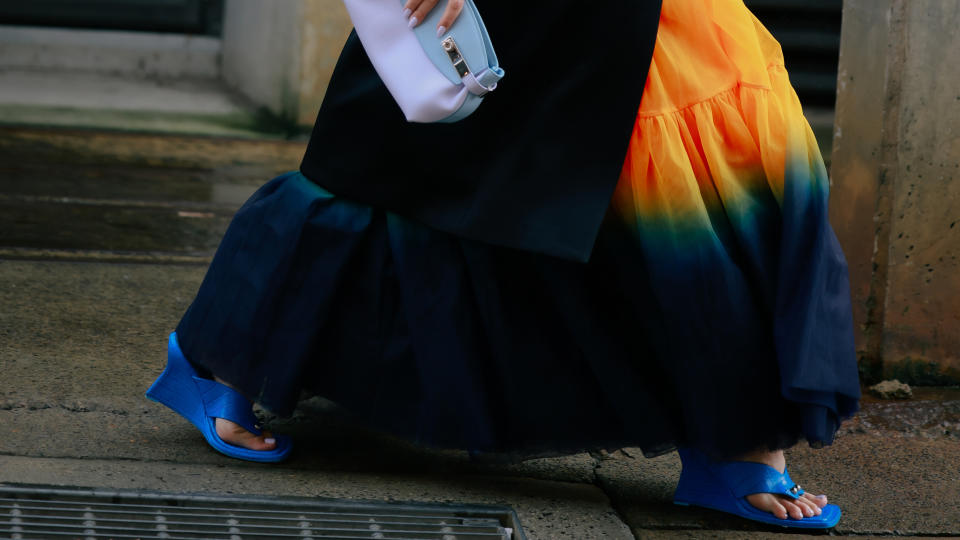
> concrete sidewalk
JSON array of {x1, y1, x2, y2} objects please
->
[{"x1": 1, "y1": 126, "x2": 957, "y2": 538}]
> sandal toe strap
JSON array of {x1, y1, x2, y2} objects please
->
[
  {"x1": 193, "y1": 377, "x2": 263, "y2": 435},
  {"x1": 716, "y1": 461, "x2": 805, "y2": 500}
]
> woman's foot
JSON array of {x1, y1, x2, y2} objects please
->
[
  {"x1": 148, "y1": 332, "x2": 292, "y2": 462},
  {"x1": 738, "y1": 448, "x2": 829, "y2": 520},
  {"x1": 213, "y1": 377, "x2": 278, "y2": 452}
]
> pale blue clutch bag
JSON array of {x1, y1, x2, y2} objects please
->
[
  {"x1": 407, "y1": 0, "x2": 505, "y2": 122},
  {"x1": 342, "y1": 0, "x2": 505, "y2": 123}
]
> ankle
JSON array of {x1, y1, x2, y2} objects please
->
[{"x1": 736, "y1": 448, "x2": 786, "y2": 473}]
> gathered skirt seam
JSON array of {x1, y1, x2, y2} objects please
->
[{"x1": 636, "y1": 63, "x2": 784, "y2": 119}]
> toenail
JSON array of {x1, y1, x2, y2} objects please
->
[{"x1": 265, "y1": 437, "x2": 276, "y2": 444}]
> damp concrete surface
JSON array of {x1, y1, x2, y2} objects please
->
[{"x1": 1, "y1": 125, "x2": 959, "y2": 539}]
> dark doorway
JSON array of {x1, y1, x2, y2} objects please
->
[
  {"x1": 745, "y1": 0, "x2": 843, "y2": 108},
  {"x1": 0, "y1": 0, "x2": 224, "y2": 36}
]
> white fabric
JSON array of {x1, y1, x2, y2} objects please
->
[{"x1": 342, "y1": 0, "x2": 470, "y2": 123}]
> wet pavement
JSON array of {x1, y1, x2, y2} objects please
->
[
  {"x1": 0, "y1": 126, "x2": 294, "y2": 262},
  {"x1": 850, "y1": 388, "x2": 960, "y2": 441},
  {"x1": 1, "y1": 124, "x2": 958, "y2": 539}
]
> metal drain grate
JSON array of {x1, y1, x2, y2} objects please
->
[{"x1": 0, "y1": 485, "x2": 524, "y2": 540}]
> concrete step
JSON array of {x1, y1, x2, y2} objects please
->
[
  {"x1": 0, "y1": 69, "x2": 239, "y2": 114},
  {"x1": 0, "y1": 26, "x2": 304, "y2": 137},
  {"x1": 0, "y1": 69, "x2": 278, "y2": 137},
  {"x1": 0, "y1": 198, "x2": 233, "y2": 255},
  {"x1": 0, "y1": 126, "x2": 303, "y2": 261},
  {"x1": 0, "y1": 25, "x2": 220, "y2": 78},
  {"x1": 0, "y1": 126, "x2": 305, "y2": 170},
  {"x1": 0, "y1": 162, "x2": 260, "y2": 206}
]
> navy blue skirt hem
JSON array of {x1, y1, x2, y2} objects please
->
[{"x1": 176, "y1": 172, "x2": 859, "y2": 460}]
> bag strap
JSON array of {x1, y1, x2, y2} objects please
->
[
  {"x1": 416, "y1": 0, "x2": 505, "y2": 96},
  {"x1": 461, "y1": 0, "x2": 504, "y2": 95},
  {"x1": 463, "y1": 67, "x2": 503, "y2": 96}
]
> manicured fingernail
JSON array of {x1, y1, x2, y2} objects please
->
[
  {"x1": 264, "y1": 437, "x2": 276, "y2": 445},
  {"x1": 436, "y1": 26, "x2": 447, "y2": 38},
  {"x1": 402, "y1": 8, "x2": 411, "y2": 18},
  {"x1": 408, "y1": 16, "x2": 418, "y2": 28}
]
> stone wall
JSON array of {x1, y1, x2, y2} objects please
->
[
  {"x1": 295, "y1": 0, "x2": 354, "y2": 126},
  {"x1": 221, "y1": 0, "x2": 352, "y2": 127},
  {"x1": 831, "y1": 0, "x2": 960, "y2": 383}
]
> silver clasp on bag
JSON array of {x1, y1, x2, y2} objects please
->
[{"x1": 441, "y1": 37, "x2": 471, "y2": 78}]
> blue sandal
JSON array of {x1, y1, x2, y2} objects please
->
[
  {"x1": 146, "y1": 333, "x2": 293, "y2": 463},
  {"x1": 673, "y1": 448, "x2": 841, "y2": 529}
]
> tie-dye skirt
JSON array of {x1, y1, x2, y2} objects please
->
[{"x1": 175, "y1": 0, "x2": 861, "y2": 459}]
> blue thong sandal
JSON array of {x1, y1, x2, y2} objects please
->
[
  {"x1": 673, "y1": 447, "x2": 841, "y2": 529},
  {"x1": 145, "y1": 332, "x2": 293, "y2": 463}
]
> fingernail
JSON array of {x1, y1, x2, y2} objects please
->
[
  {"x1": 408, "y1": 16, "x2": 418, "y2": 28},
  {"x1": 402, "y1": 8, "x2": 411, "y2": 18},
  {"x1": 264, "y1": 437, "x2": 276, "y2": 445},
  {"x1": 436, "y1": 26, "x2": 447, "y2": 38},
  {"x1": 815, "y1": 495, "x2": 827, "y2": 500}
]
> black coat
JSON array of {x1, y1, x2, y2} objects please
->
[{"x1": 300, "y1": 0, "x2": 662, "y2": 262}]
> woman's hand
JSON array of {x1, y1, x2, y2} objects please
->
[{"x1": 403, "y1": 0, "x2": 464, "y2": 38}]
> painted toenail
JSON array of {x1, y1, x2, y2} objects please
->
[{"x1": 265, "y1": 437, "x2": 276, "y2": 444}]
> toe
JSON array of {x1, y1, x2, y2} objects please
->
[
  {"x1": 794, "y1": 497, "x2": 817, "y2": 517},
  {"x1": 215, "y1": 418, "x2": 278, "y2": 451},
  {"x1": 781, "y1": 500, "x2": 804, "y2": 520},
  {"x1": 800, "y1": 494, "x2": 824, "y2": 515},
  {"x1": 770, "y1": 499, "x2": 789, "y2": 520},
  {"x1": 245, "y1": 430, "x2": 278, "y2": 451},
  {"x1": 746, "y1": 492, "x2": 825, "y2": 520},
  {"x1": 747, "y1": 493, "x2": 789, "y2": 520}
]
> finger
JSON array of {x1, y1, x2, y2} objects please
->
[
  {"x1": 435, "y1": 0, "x2": 465, "y2": 36},
  {"x1": 402, "y1": 0, "x2": 424, "y2": 19},
  {"x1": 407, "y1": 0, "x2": 440, "y2": 28}
]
